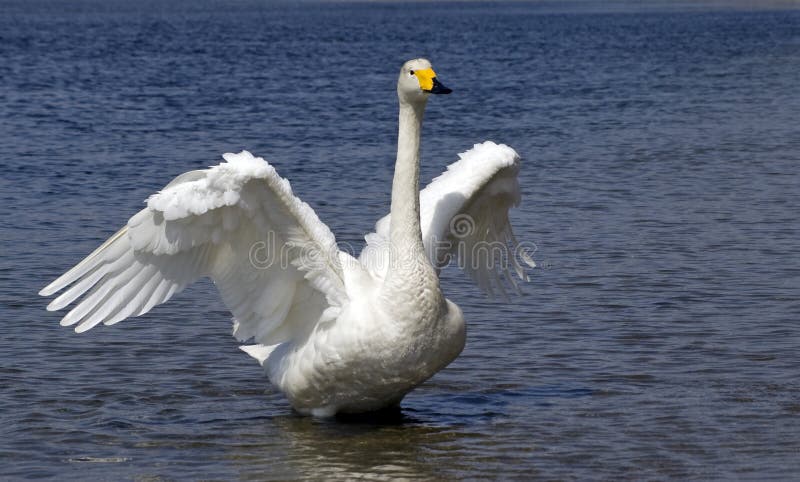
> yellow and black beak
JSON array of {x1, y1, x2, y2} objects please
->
[{"x1": 414, "y1": 68, "x2": 453, "y2": 95}]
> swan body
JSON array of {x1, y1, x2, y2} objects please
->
[{"x1": 40, "y1": 59, "x2": 534, "y2": 416}]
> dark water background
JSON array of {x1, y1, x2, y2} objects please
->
[{"x1": 1, "y1": 1, "x2": 799, "y2": 479}]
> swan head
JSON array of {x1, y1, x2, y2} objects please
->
[{"x1": 397, "y1": 58, "x2": 452, "y2": 104}]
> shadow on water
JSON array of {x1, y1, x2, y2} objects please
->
[{"x1": 332, "y1": 404, "x2": 415, "y2": 426}]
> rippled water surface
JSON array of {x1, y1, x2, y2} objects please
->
[{"x1": 2, "y1": 1, "x2": 799, "y2": 480}]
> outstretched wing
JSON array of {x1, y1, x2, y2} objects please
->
[
  {"x1": 40, "y1": 151, "x2": 347, "y2": 346},
  {"x1": 360, "y1": 141, "x2": 534, "y2": 297}
]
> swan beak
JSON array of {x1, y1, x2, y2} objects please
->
[{"x1": 415, "y1": 68, "x2": 453, "y2": 95}]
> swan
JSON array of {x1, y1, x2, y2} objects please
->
[{"x1": 39, "y1": 59, "x2": 534, "y2": 416}]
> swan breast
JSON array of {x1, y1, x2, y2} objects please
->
[{"x1": 265, "y1": 284, "x2": 465, "y2": 414}]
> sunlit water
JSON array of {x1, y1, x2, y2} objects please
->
[{"x1": 1, "y1": 1, "x2": 799, "y2": 479}]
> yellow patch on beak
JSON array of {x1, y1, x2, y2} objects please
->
[{"x1": 413, "y1": 68, "x2": 438, "y2": 92}]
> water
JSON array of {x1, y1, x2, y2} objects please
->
[{"x1": 2, "y1": 1, "x2": 799, "y2": 479}]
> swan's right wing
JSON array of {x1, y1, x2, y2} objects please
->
[
  {"x1": 40, "y1": 151, "x2": 347, "y2": 346},
  {"x1": 361, "y1": 141, "x2": 534, "y2": 297}
]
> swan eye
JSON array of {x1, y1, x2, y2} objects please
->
[{"x1": 409, "y1": 70, "x2": 415, "y2": 76}]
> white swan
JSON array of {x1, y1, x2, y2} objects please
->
[{"x1": 40, "y1": 59, "x2": 534, "y2": 416}]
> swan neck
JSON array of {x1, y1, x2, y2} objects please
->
[
  {"x1": 389, "y1": 101, "x2": 425, "y2": 252},
  {"x1": 381, "y1": 96, "x2": 444, "y2": 323}
]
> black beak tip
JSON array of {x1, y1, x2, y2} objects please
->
[{"x1": 430, "y1": 78, "x2": 452, "y2": 95}]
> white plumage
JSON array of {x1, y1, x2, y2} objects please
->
[{"x1": 40, "y1": 59, "x2": 534, "y2": 416}]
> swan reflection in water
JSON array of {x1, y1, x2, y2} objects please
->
[{"x1": 225, "y1": 407, "x2": 472, "y2": 480}]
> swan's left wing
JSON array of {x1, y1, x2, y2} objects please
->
[
  {"x1": 40, "y1": 151, "x2": 347, "y2": 347},
  {"x1": 360, "y1": 141, "x2": 534, "y2": 297}
]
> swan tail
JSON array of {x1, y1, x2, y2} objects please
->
[{"x1": 239, "y1": 344, "x2": 278, "y2": 366}]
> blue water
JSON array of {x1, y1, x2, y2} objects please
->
[{"x1": 2, "y1": 1, "x2": 799, "y2": 479}]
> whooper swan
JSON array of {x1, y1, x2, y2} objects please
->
[{"x1": 40, "y1": 59, "x2": 534, "y2": 416}]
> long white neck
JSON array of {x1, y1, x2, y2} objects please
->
[
  {"x1": 389, "y1": 100, "x2": 426, "y2": 253},
  {"x1": 380, "y1": 97, "x2": 441, "y2": 304}
]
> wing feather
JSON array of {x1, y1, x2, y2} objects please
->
[
  {"x1": 47, "y1": 263, "x2": 108, "y2": 311},
  {"x1": 39, "y1": 228, "x2": 129, "y2": 297},
  {"x1": 41, "y1": 151, "x2": 347, "y2": 346},
  {"x1": 360, "y1": 141, "x2": 534, "y2": 296}
]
